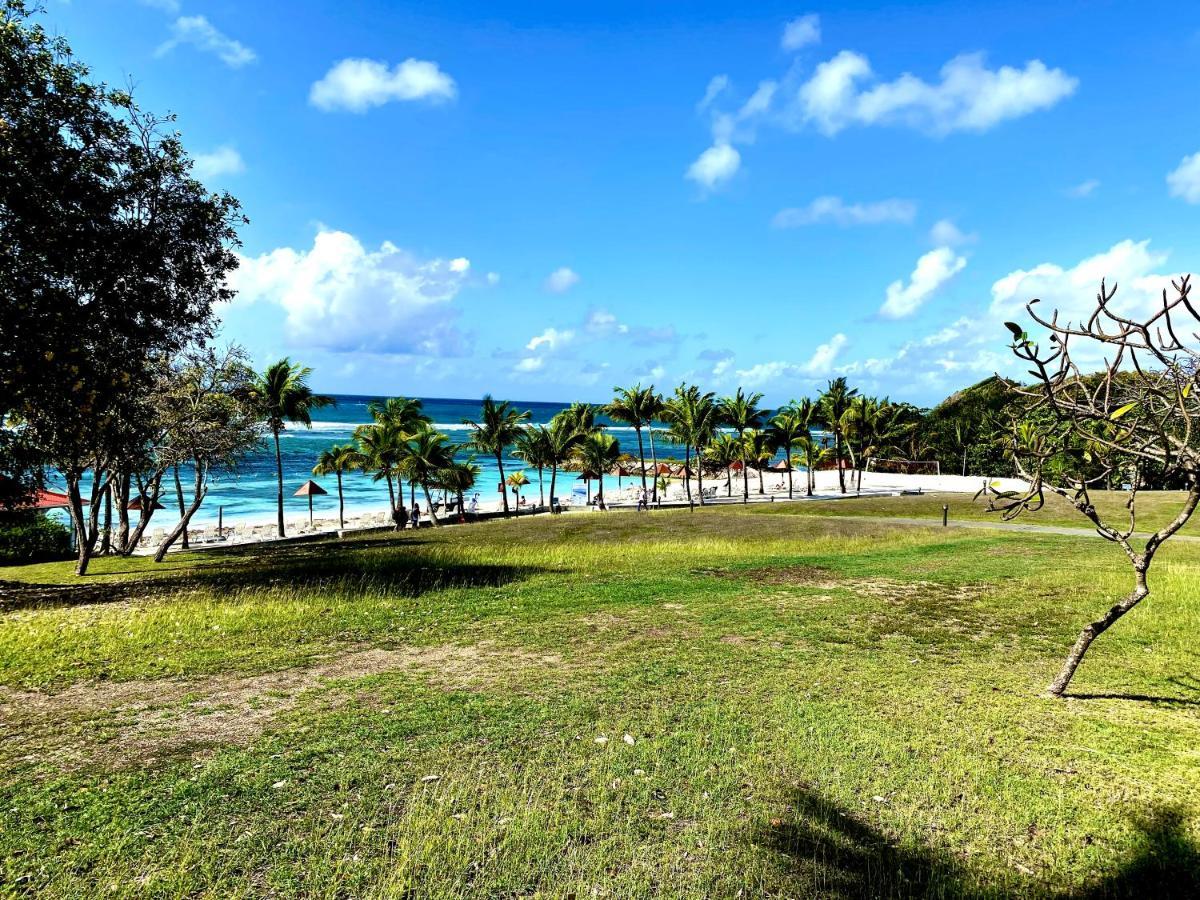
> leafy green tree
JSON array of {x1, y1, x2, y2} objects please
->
[
  {"x1": 743, "y1": 429, "x2": 773, "y2": 494},
  {"x1": 398, "y1": 427, "x2": 455, "y2": 526},
  {"x1": 354, "y1": 420, "x2": 405, "y2": 529},
  {"x1": 544, "y1": 416, "x2": 584, "y2": 511},
  {"x1": 574, "y1": 432, "x2": 620, "y2": 507},
  {"x1": 313, "y1": 443, "x2": 361, "y2": 530},
  {"x1": 817, "y1": 378, "x2": 859, "y2": 494},
  {"x1": 505, "y1": 470, "x2": 531, "y2": 515},
  {"x1": 720, "y1": 388, "x2": 765, "y2": 502},
  {"x1": 515, "y1": 426, "x2": 555, "y2": 508},
  {"x1": 249, "y1": 359, "x2": 334, "y2": 538},
  {"x1": 705, "y1": 432, "x2": 742, "y2": 497},
  {"x1": 607, "y1": 384, "x2": 662, "y2": 502},
  {"x1": 464, "y1": 396, "x2": 530, "y2": 516},
  {"x1": 768, "y1": 409, "x2": 807, "y2": 499},
  {"x1": 438, "y1": 458, "x2": 479, "y2": 520},
  {"x1": 1, "y1": 3, "x2": 245, "y2": 573},
  {"x1": 663, "y1": 384, "x2": 720, "y2": 508}
]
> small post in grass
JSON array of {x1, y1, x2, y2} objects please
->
[{"x1": 942, "y1": 504, "x2": 949, "y2": 527}]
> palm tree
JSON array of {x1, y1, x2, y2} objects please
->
[
  {"x1": 559, "y1": 401, "x2": 600, "y2": 436},
  {"x1": 768, "y1": 409, "x2": 806, "y2": 499},
  {"x1": 545, "y1": 415, "x2": 583, "y2": 511},
  {"x1": 515, "y1": 426, "x2": 555, "y2": 508},
  {"x1": 705, "y1": 432, "x2": 742, "y2": 497},
  {"x1": 505, "y1": 470, "x2": 530, "y2": 515},
  {"x1": 250, "y1": 359, "x2": 335, "y2": 537},
  {"x1": 720, "y1": 388, "x2": 765, "y2": 503},
  {"x1": 574, "y1": 432, "x2": 620, "y2": 507},
  {"x1": 607, "y1": 384, "x2": 662, "y2": 503},
  {"x1": 464, "y1": 396, "x2": 531, "y2": 516},
  {"x1": 437, "y1": 458, "x2": 479, "y2": 521},
  {"x1": 795, "y1": 433, "x2": 826, "y2": 496},
  {"x1": 744, "y1": 429, "x2": 773, "y2": 494},
  {"x1": 817, "y1": 377, "x2": 859, "y2": 494},
  {"x1": 663, "y1": 384, "x2": 719, "y2": 508},
  {"x1": 397, "y1": 426, "x2": 455, "y2": 526},
  {"x1": 354, "y1": 420, "x2": 406, "y2": 528},
  {"x1": 312, "y1": 443, "x2": 361, "y2": 529},
  {"x1": 367, "y1": 397, "x2": 431, "y2": 508}
]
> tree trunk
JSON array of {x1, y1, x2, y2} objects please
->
[
  {"x1": 99, "y1": 481, "x2": 112, "y2": 556},
  {"x1": 385, "y1": 473, "x2": 401, "y2": 531},
  {"x1": 726, "y1": 467, "x2": 732, "y2": 497},
  {"x1": 114, "y1": 472, "x2": 130, "y2": 554},
  {"x1": 697, "y1": 448, "x2": 705, "y2": 507},
  {"x1": 1049, "y1": 566, "x2": 1150, "y2": 696},
  {"x1": 123, "y1": 470, "x2": 164, "y2": 555},
  {"x1": 836, "y1": 432, "x2": 846, "y2": 493},
  {"x1": 538, "y1": 466, "x2": 545, "y2": 508},
  {"x1": 273, "y1": 428, "x2": 285, "y2": 538},
  {"x1": 173, "y1": 464, "x2": 189, "y2": 549},
  {"x1": 787, "y1": 448, "x2": 794, "y2": 499},
  {"x1": 742, "y1": 445, "x2": 748, "y2": 503},
  {"x1": 636, "y1": 425, "x2": 648, "y2": 502},
  {"x1": 336, "y1": 471, "x2": 344, "y2": 529},
  {"x1": 550, "y1": 463, "x2": 558, "y2": 512},
  {"x1": 684, "y1": 446, "x2": 693, "y2": 508},
  {"x1": 155, "y1": 462, "x2": 207, "y2": 562},
  {"x1": 648, "y1": 429, "x2": 660, "y2": 504},
  {"x1": 422, "y1": 483, "x2": 441, "y2": 527},
  {"x1": 496, "y1": 452, "x2": 509, "y2": 514},
  {"x1": 65, "y1": 473, "x2": 91, "y2": 576},
  {"x1": 758, "y1": 466, "x2": 764, "y2": 494}
]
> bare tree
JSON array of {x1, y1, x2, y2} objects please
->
[{"x1": 980, "y1": 275, "x2": 1199, "y2": 697}]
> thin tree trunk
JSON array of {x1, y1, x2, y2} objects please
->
[
  {"x1": 114, "y1": 472, "x2": 130, "y2": 554},
  {"x1": 65, "y1": 473, "x2": 91, "y2": 576},
  {"x1": 684, "y1": 446, "x2": 693, "y2": 508},
  {"x1": 550, "y1": 463, "x2": 558, "y2": 512},
  {"x1": 385, "y1": 473, "x2": 400, "y2": 531},
  {"x1": 836, "y1": 432, "x2": 846, "y2": 493},
  {"x1": 273, "y1": 429, "x2": 285, "y2": 538},
  {"x1": 1049, "y1": 568, "x2": 1149, "y2": 696},
  {"x1": 155, "y1": 463, "x2": 206, "y2": 562},
  {"x1": 787, "y1": 447, "x2": 794, "y2": 499},
  {"x1": 123, "y1": 470, "x2": 164, "y2": 555},
  {"x1": 726, "y1": 467, "x2": 731, "y2": 497},
  {"x1": 741, "y1": 439, "x2": 748, "y2": 503},
  {"x1": 422, "y1": 483, "x2": 441, "y2": 526},
  {"x1": 697, "y1": 448, "x2": 705, "y2": 507},
  {"x1": 336, "y1": 471, "x2": 344, "y2": 529},
  {"x1": 758, "y1": 466, "x2": 764, "y2": 494},
  {"x1": 648, "y1": 428, "x2": 660, "y2": 504},
  {"x1": 99, "y1": 481, "x2": 112, "y2": 556},
  {"x1": 538, "y1": 466, "x2": 545, "y2": 507},
  {"x1": 496, "y1": 452, "x2": 509, "y2": 514},
  {"x1": 636, "y1": 425, "x2": 648, "y2": 500},
  {"x1": 173, "y1": 464, "x2": 189, "y2": 549}
]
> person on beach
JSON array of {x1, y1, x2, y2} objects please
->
[
  {"x1": 468, "y1": 494, "x2": 479, "y2": 520},
  {"x1": 394, "y1": 502, "x2": 406, "y2": 531},
  {"x1": 411, "y1": 503, "x2": 421, "y2": 529}
]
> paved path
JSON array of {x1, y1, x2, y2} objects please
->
[{"x1": 819, "y1": 514, "x2": 1200, "y2": 543}]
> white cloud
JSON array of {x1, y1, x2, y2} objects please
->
[
  {"x1": 544, "y1": 267, "x2": 580, "y2": 293},
  {"x1": 804, "y1": 332, "x2": 848, "y2": 373},
  {"x1": 711, "y1": 356, "x2": 734, "y2": 377},
  {"x1": 686, "y1": 142, "x2": 741, "y2": 189},
  {"x1": 698, "y1": 75, "x2": 729, "y2": 111},
  {"x1": 929, "y1": 218, "x2": 975, "y2": 246},
  {"x1": 514, "y1": 357, "x2": 544, "y2": 373},
  {"x1": 525, "y1": 327, "x2": 574, "y2": 352},
  {"x1": 794, "y1": 50, "x2": 1075, "y2": 136},
  {"x1": 880, "y1": 247, "x2": 967, "y2": 319},
  {"x1": 228, "y1": 228, "x2": 473, "y2": 356},
  {"x1": 734, "y1": 333, "x2": 847, "y2": 387},
  {"x1": 156, "y1": 16, "x2": 256, "y2": 68},
  {"x1": 192, "y1": 145, "x2": 245, "y2": 181},
  {"x1": 449, "y1": 257, "x2": 471, "y2": 273},
  {"x1": 1066, "y1": 179, "x2": 1099, "y2": 198},
  {"x1": 781, "y1": 14, "x2": 821, "y2": 51},
  {"x1": 989, "y1": 239, "x2": 1179, "y2": 325},
  {"x1": 586, "y1": 309, "x2": 629, "y2": 335},
  {"x1": 310, "y1": 58, "x2": 457, "y2": 112},
  {"x1": 1167, "y1": 152, "x2": 1200, "y2": 204},
  {"x1": 486, "y1": 272, "x2": 501, "y2": 285},
  {"x1": 773, "y1": 196, "x2": 915, "y2": 228}
]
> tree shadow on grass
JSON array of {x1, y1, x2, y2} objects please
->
[
  {"x1": 759, "y1": 785, "x2": 1200, "y2": 898},
  {"x1": 1066, "y1": 692, "x2": 1200, "y2": 708},
  {"x1": 0, "y1": 536, "x2": 546, "y2": 612}
]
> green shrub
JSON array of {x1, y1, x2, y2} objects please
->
[{"x1": 0, "y1": 515, "x2": 73, "y2": 564}]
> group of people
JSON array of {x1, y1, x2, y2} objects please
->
[{"x1": 389, "y1": 493, "x2": 482, "y2": 531}]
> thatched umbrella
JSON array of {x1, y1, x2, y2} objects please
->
[
  {"x1": 293, "y1": 479, "x2": 328, "y2": 525},
  {"x1": 768, "y1": 457, "x2": 792, "y2": 472}
]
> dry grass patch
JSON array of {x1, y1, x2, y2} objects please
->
[{"x1": 0, "y1": 643, "x2": 561, "y2": 775}]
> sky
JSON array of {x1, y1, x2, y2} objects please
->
[{"x1": 42, "y1": 0, "x2": 1200, "y2": 406}]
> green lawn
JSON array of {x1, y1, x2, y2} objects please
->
[{"x1": 2, "y1": 501, "x2": 1199, "y2": 897}]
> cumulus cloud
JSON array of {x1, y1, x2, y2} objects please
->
[
  {"x1": 928, "y1": 218, "x2": 975, "y2": 246},
  {"x1": 228, "y1": 229, "x2": 473, "y2": 356},
  {"x1": 526, "y1": 327, "x2": 575, "y2": 352},
  {"x1": 686, "y1": 142, "x2": 741, "y2": 189},
  {"x1": 781, "y1": 14, "x2": 821, "y2": 51},
  {"x1": 514, "y1": 357, "x2": 544, "y2": 373},
  {"x1": 735, "y1": 333, "x2": 847, "y2": 387},
  {"x1": 793, "y1": 50, "x2": 1076, "y2": 136},
  {"x1": 1167, "y1": 152, "x2": 1200, "y2": 204},
  {"x1": 310, "y1": 58, "x2": 457, "y2": 112},
  {"x1": 156, "y1": 16, "x2": 256, "y2": 68},
  {"x1": 988, "y1": 239, "x2": 1181, "y2": 326},
  {"x1": 544, "y1": 267, "x2": 581, "y2": 293},
  {"x1": 192, "y1": 145, "x2": 245, "y2": 181},
  {"x1": 880, "y1": 247, "x2": 967, "y2": 319},
  {"x1": 586, "y1": 309, "x2": 629, "y2": 336},
  {"x1": 773, "y1": 196, "x2": 916, "y2": 228}
]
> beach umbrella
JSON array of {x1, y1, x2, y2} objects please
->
[
  {"x1": 126, "y1": 496, "x2": 166, "y2": 512},
  {"x1": 768, "y1": 457, "x2": 792, "y2": 472},
  {"x1": 293, "y1": 479, "x2": 328, "y2": 525},
  {"x1": 656, "y1": 463, "x2": 672, "y2": 476}
]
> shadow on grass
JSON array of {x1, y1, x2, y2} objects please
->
[
  {"x1": 761, "y1": 786, "x2": 1200, "y2": 898},
  {"x1": 0, "y1": 536, "x2": 546, "y2": 612},
  {"x1": 1067, "y1": 692, "x2": 1200, "y2": 708}
]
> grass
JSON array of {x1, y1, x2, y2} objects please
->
[{"x1": 2, "y1": 499, "x2": 1200, "y2": 896}]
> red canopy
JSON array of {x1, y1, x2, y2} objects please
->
[{"x1": 18, "y1": 489, "x2": 86, "y2": 510}]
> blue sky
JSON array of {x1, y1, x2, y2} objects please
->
[{"x1": 45, "y1": 0, "x2": 1200, "y2": 405}]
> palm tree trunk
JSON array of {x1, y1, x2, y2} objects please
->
[
  {"x1": 636, "y1": 425, "x2": 648, "y2": 500},
  {"x1": 336, "y1": 471, "x2": 344, "y2": 529},
  {"x1": 273, "y1": 428, "x2": 286, "y2": 537},
  {"x1": 741, "y1": 440, "x2": 748, "y2": 503},
  {"x1": 648, "y1": 429, "x2": 660, "y2": 504},
  {"x1": 496, "y1": 452, "x2": 509, "y2": 514},
  {"x1": 173, "y1": 464, "x2": 189, "y2": 549},
  {"x1": 835, "y1": 432, "x2": 846, "y2": 494},
  {"x1": 787, "y1": 446, "x2": 794, "y2": 498},
  {"x1": 697, "y1": 448, "x2": 705, "y2": 506},
  {"x1": 538, "y1": 466, "x2": 545, "y2": 507},
  {"x1": 422, "y1": 483, "x2": 441, "y2": 527},
  {"x1": 684, "y1": 446, "x2": 693, "y2": 507},
  {"x1": 385, "y1": 473, "x2": 400, "y2": 531},
  {"x1": 550, "y1": 463, "x2": 558, "y2": 512},
  {"x1": 726, "y1": 467, "x2": 731, "y2": 497}
]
